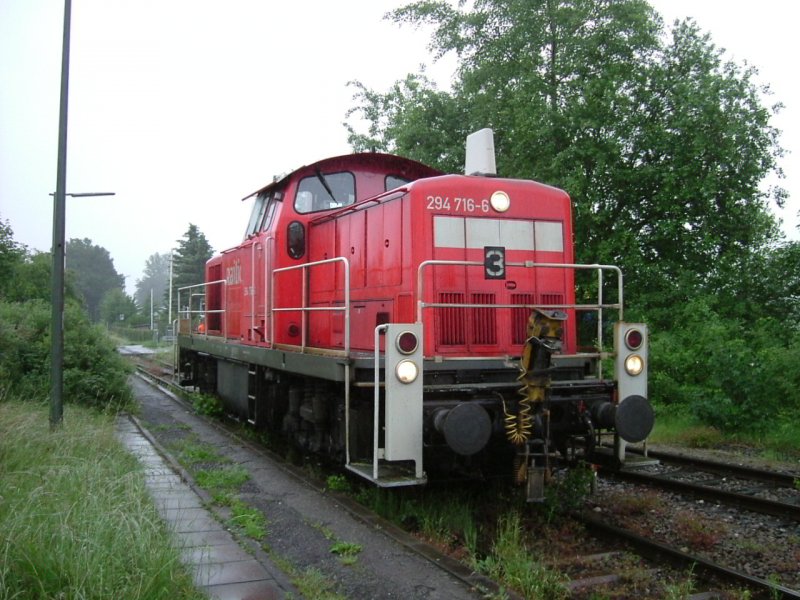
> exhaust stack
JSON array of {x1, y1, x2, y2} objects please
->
[{"x1": 465, "y1": 128, "x2": 496, "y2": 176}]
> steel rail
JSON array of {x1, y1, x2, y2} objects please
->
[
  {"x1": 625, "y1": 446, "x2": 800, "y2": 487},
  {"x1": 601, "y1": 467, "x2": 800, "y2": 522},
  {"x1": 577, "y1": 512, "x2": 800, "y2": 599}
]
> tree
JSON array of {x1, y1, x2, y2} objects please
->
[
  {"x1": 66, "y1": 238, "x2": 125, "y2": 322},
  {"x1": 172, "y1": 224, "x2": 214, "y2": 313},
  {"x1": 0, "y1": 224, "x2": 131, "y2": 408},
  {"x1": 0, "y1": 216, "x2": 26, "y2": 296},
  {"x1": 134, "y1": 252, "x2": 170, "y2": 311},
  {"x1": 347, "y1": 0, "x2": 786, "y2": 322},
  {"x1": 100, "y1": 288, "x2": 138, "y2": 327}
]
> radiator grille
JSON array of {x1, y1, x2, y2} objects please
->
[
  {"x1": 512, "y1": 293, "x2": 535, "y2": 344},
  {"x1": 471, "y1": 293, "x2": 497, "y2": 345},
  {"x1": 437, "y1": 292, "x2": 465, "y2": 345},
  {"x1": 540, "y1": 293, "x2": 564, "y2": 307}
]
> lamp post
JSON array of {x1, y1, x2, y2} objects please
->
[{"x1": 50, "y1": 0, "x2": 115, "y2": 428}]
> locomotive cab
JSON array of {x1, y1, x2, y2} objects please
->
[{"x1": 177, "y1": 129, "x2": 654, "y2": 500}]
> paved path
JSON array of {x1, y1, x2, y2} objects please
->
[
  {"x1": 116, "y1": 416, "x2": 297, "y2": 600},
  {"x1": 117, "y1": 344, "x2": 155, "y2": 356}
]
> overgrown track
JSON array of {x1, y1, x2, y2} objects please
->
[
  {"x1": 627, "y1": 447, "x2": 800, "y2": 486},
  {"x1": 131, "y1": 356, "x2": 799, "y2": 598},
  {"x1": 601, "y1": 454, "x2": 800, "y2": 522},
  {"x1": 578, "y1": 512, "x2": 800, "y2": 599}
]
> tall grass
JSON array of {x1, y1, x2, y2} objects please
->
[
  {"x1": 651, "y1": 406, "x2": 800, "y2": 460},
  {"x1": 0, "y1": 400, "x2": 203, "y2": 600},
  {"x1": 474, "y1": 513, "x2": 568, "y2": 599}
]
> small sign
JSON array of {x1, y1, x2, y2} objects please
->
[{"x1": 484, "y1": 246, "x2": 506, "y2": 279}]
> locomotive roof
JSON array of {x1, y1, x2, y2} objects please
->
[{"x1": 242, "y1": 152, "x2": 443, "y2": 201}]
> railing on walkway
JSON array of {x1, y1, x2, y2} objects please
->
[
  {"x1": 177, "y1": 280, "x2": 226, "y2": 338},
  {"x1": 270, "y1": 256, "x2": 351, "y2": 355}
]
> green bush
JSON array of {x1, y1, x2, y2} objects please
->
[
  {"x1": 649, "y1": 297, "x2": 800, "y2": 433},
  {"x1": 0, "y1": 298, "x2": 132, "y2": 409}
]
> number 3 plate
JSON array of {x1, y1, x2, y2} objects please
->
[{"x1": 484, "y1": 246, "x2": 506, "y2": 279}]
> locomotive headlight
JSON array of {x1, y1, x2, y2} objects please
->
[
  {"x1": 624, "y1": 354, "x2": 645, "y2": 376},
  {"x1": 395, "y1": 360, "x2": 419, "y2": 384},
  {"x1": 490, "y1": 190, "x2": 510, "y2": 213}
]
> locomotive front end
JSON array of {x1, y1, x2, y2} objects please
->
[{"x1": 372, "y1": 129, "x2": 654, "y2": 499}]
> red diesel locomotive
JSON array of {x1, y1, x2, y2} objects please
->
[{"x1": 177, "y1": 129, "x2": 653, "y2": 500}]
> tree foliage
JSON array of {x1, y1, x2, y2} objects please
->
[
  {"x1": 66, "y1": 238, "x2": 125, "y2": 322},
  {"x1": 347, "y1": 0, "x2": 786, "y2": 325},
  {"x1": 134, "y1": 252, "x2": 170, "y2": 310},
  {"x1": 172, "y1": 224, "x2": 214, "y2": 310},
  {"x1": 0, "y1": 222, "x2": 131, "y2": 408},
  {"x1": 0, "y1": 216, "x2": 26, "y2": 288},
  {"x1": 346, "y1": 0, "x2": 798, "y2": 433},
  {"x1": 100, "y1": 288, "x2": 138, "y2": 327}
]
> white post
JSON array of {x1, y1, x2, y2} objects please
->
[{"x1": 168, "y1": 250, "x2": 174, "y2": 328}]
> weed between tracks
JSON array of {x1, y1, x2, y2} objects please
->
[
  {"x1": 165, "y1": 436, "x2": 267, "y2": 537},
  {"x1": 342, "y1": 470, "x2": 609, "y2": 599}
]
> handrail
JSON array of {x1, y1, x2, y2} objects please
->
[
  {"x1": 416, "y1": 260, "x2": 624, "y2": 377},
  {"x1": 271, "y1": 257, "x2": 351, "y2": 354},
  {"x1": 177, "y1": 279, "x2": 226, "y2": 338},
  {"x1": 372, "y1": 323, "x2": 389, "y2": 479}
]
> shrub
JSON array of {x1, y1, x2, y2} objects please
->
[
  {"x1": 0, "y1": 298, "x2": 132, "y2": 409},
  {"x1": 648, "y1": 298, "x2": 800, "y2": 433}
]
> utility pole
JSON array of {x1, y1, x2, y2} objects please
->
[
  {"x1": 50, "y1": 0, "x2": 115, "y2": 428},
  {"x1": 50, "y1": 0, "x2": 72, "y2": 430}
]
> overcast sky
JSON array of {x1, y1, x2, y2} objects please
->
[{"x1": 1, "y1": 1, "x2": 797, "y2": 296}]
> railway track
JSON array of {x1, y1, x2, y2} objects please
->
[
  {"x1": 129, "y1": 355, "x2": 800, "y2": 598},
  {"x1": 600, "y1": 461, "x2": 800, "y2": 522},
  {"x1": 577, "y1": 512, "x2": 800, "y2": 599},
  {"x1": 627, "y1": 447, "x2": 800, "y2": 486}
]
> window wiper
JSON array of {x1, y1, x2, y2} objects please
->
[{"x1": 315, "y1": 168, "x2": 337, "y2": 206}]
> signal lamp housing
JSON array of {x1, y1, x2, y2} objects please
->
[{"x1": 396, "y1": 331, "x2": 419, "y2": 355}]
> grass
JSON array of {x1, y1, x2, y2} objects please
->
[
  {"x1": 0, "y1": 399, "x2": 204, "y2": 600},
  {"x1": 169, "y1": 436, "x2": 228, "y2": 465},
  {"x1": 329, "y1": 541, "x2": 362, "y2": 566},
  {"x1": 229, "y1": 499, "x2": 268, "y2": 539},
  {"x1": 194, "y1": 464, "x2": 250, "y2": 491},
  {"x1": 650, "y1": 408, "x2": 800, "y2": 460},
  {"x1": 473, "y1": 513, "x2": 568, "y2": 599},
  {"x1": 269, "y1": 555, "x2": 347, "y2": 600}
]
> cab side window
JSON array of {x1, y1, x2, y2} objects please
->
[
  {"x1": 294, "y1": 171, "x2": 355, "y2": 214},
  {"x1": 385, "y1": 175, "x2": 410, "y2": 191},
  {"x1": 287, "y1": 221, "x2": 305, "y2": 259}
]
